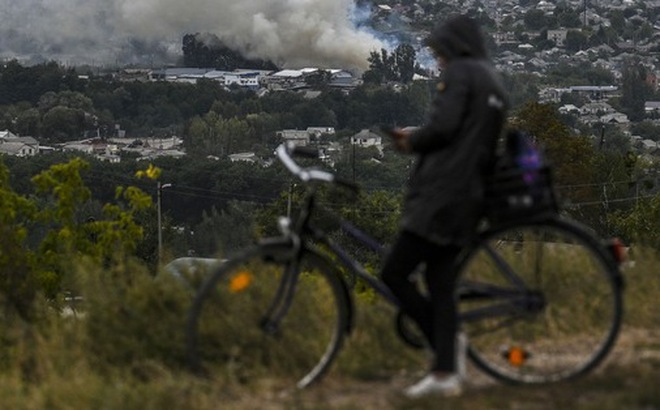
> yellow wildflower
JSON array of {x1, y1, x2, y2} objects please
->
[{"x1": 135, "y1": 164, "x2": 162, "y2": 180}]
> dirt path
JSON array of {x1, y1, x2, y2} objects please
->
[{"x1": 218, "y1": 327, "x2": 660, "y2": 410}]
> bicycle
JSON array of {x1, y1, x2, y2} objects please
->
[{"x1": 185, "y1": 141, "x2": 625, "y2": 390}]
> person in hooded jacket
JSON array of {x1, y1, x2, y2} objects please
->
[{"x1": 380, "y1": 15, "x2": 509, "y2": 398}]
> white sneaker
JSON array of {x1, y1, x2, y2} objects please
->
[{"x1": 404, "y1": 374, "x2": 463, "y2": 399}]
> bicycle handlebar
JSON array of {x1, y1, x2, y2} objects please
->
[{"x1": 275, "y1": 142, "x2": 360, "y2": 193}]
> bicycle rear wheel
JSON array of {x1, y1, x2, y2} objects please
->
[
  {"x1": 186, "y1": 242, "x2": 350, "y2": 389},
  {"x1": 458, "y1": 217, "x2": 623, "y2": 384}
]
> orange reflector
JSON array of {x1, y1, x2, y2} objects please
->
[
  {"x1": 229, "y1": 271, "x2": 252, "y2": 293},
  {"x1": 608, "y1": 238, "x2": 627, "y2": 265},
  {"x1": 507, "y1": 346, "x2": 527, "y2": 367}
]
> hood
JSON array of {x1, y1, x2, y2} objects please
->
[{"x1": 424, "y1": 15, "x2": 487, "y2": 61}]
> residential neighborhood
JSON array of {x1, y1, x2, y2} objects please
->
[{"x1": 1, "y1": 0, "x2": 658, "y2": 165}]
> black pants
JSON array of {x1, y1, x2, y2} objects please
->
[{"x1": 381, "y1": 230, "x2": 462, "y2": 372}]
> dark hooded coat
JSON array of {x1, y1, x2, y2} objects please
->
[{"x1": 401, "y1": 16, "x2": 509, "y2": 245}]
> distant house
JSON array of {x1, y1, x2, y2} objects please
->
[
  {"x1": 276, "y1": 127, "x2": 336, "y2": 146},
  {"x1": 204, "y1": 70, "x2": 262, "y2": 89},
  {"x1": 0, "y1": 141, "x2": 37, "y2": 157},
  {"x1": 118, "y1": 69, "x2": 152, "y2": 82},
  {"x1": 62, "y1": 141, "x2": 94, "y2": 154},
  {"x1": 645, "y1": 101, "x2": 660, "y2": 112},
  {"x1": 600, "y1": 112, "x2": 629, "y2": 124},
  {"x1": 538, "y1": 87, "x2": 571, "y2": 103},
  {"x1": 537, "y1": 0, "x2": 555, "y2": 11},
  {"x1": 306, "y1": 127, "x2": 335, "y2": 138},
  {"x1": 228, "y1": 152, "x2": 258, "y2": 163},
  {"x1": 527, "y1": 57, "x2": 549, "y2": 70},
  {"x1": 150, "y1": 68, "x2": 210, "y2": 82},
  {"x1": 580, "y1": 102, "x2": 615, "y2": 116},
  {"x1": 266, "y1": 68, "x2": 357, "y2": 91},
  {"x1": 0, "y1": 131, "x2": 39, "y2": 157},
  {"x1": 276, "y1": 129, "x2": 310, "y2": 146},
  {"x1": 493, "y1": 31, "x2": 517, "y2": 46},
  {"x1": 350, "y1": 129, "x2": 383, "y2": 148},
  {"x1": 570, "y1": 86, "x2": 618, "y2": 100},
  {"x1": 0, "y1": 130, "x2": 19, "y2": 140},
  {"x1": 559, "y1": 104, "x2": 580, "y2": 114},
  {"x1": 150, "y1": 68, "x2": 268, "y2": 89},
  {"x1": 640, "y1": 139, "x2": 658, "y2": 153},
  {"x1": 547, "y1": 29, "x2": 568, "y2": 47},
  {"x1": 97, "y1": 153, "x2": 121, "y2": 163}
]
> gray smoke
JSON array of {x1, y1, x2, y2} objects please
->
[{"x1": 0, "y1": 0, "x2": 385, "y2": 69}]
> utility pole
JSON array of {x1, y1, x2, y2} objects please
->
[
  {"x1": 352, "y1": 137, "x2": 356, "y2": 185},
  {"x1": 157, "y1": 181, "x2": 172, "y2": 264},
  {"x1": 287, "y1": 183, "x2": 294, "y2": 217}
]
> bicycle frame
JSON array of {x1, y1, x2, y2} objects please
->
[{"x1": 271, "y1": 179, "x2": 541, "y2": 328}]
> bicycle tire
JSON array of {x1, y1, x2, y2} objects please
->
[
  {"x1": 457, "y1": 217, "x2": 623, "y2": 384},
  {"x1": 185, "y1": 241, "x2": 351, "y2": 389}
]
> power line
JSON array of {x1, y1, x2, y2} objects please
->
[{"x1": 74, "y1": 164, "x2": 660, "y2": 210}]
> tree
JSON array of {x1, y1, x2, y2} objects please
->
[
  {"x1": 0, "y1": 157, "x2": 151, "y2": 318},
  {"x1": 565, "y1": 29, "x2": 589, "y2": 52},
  {"x1": 363, "y1": 45, "x2": 418, "y2": 84},
  {"x1": 630, "y1": 121, "x2": 660, "y2": 142},
  {"x1": 181, "y1": 33, "x2": 278, "y2": 70},
  {"x1": 637, "y1": 22, "x2": 654, "y2": 42},
  {"x1": 511, "y1": 102, "x2": 597, "y2": 208},
  {"x1": 501, "y1": 72, "x2": 541, "y2": 109},
  {"x1": 609, "y1": 194, "x2": 660, "y2": 249},
  {"x1": 597, "y1": 126, "x2": 631, "y2": 154},
  {"x1": 557, "y1": 7, "x2": 582, "y2": 28},
  {"x1": 41, "y1": 106, "x2": 89, "y2": 142},
  {"x1": 590, "y1": 25, "x2": 618, "y2": 47},
  {"x1": 184, "y1": 112, "x2": 251, "y2": 156},
  {"x1": 0, "y1": 159, "x2": 38, "y2": 318},
  {"x1": 620, "y1": 59, "x2": 653, "y2": 122},
  {"x1": 524, "y1": 9, "x2": 549, "y2": 31},
  {"x1": 0, "y1": 60, "x2": 81, "y2": 106},
  {"x1": 363, "y1": 49, "x2": 395, "y2": 84},
  {"x1": 38, "y1": 91, "x2": 94, "y2": 113},
  {"x1": 393, "y1": 44, "x2": 418, "y2": 84},
  {"x1": 608, "y1": 10, "x2": 626, "y2": 35},
  {"x1": 190, "y1": 202, "x2": 258, "y2": 257}
]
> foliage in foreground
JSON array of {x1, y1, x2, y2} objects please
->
[
  {"x1": 0, "y1": 157, "x2": 151, "y2": 318},
  {"x1": 0, "y1": 247, "x2": 656, "y2": 409}
]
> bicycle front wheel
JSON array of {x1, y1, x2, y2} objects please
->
[
  {"x1": 186, "y1": 242, "x2": 350, "y2": 389},
  {"x1": 458, "y1": 217, "x2": 623, "y2": 384}
]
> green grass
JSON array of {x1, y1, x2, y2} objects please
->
[{"x1": 0, "y1": 248, "x2": 656, "y2": 409}]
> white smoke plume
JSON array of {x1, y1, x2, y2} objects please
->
[{"x1": 0, "y1": 0, "x2": 386, "y2": 69}]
